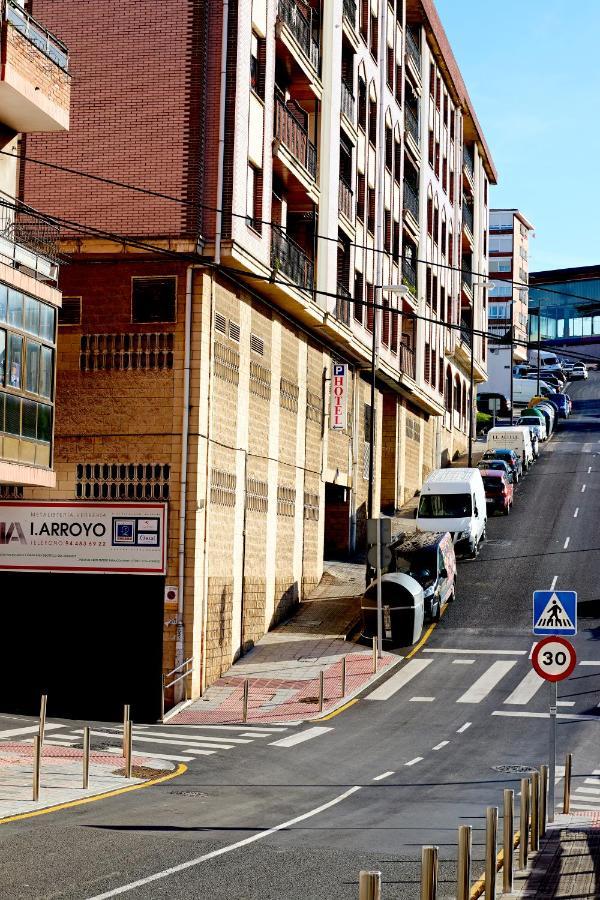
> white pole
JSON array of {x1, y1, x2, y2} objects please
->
[
  {"x1": 376, "y1": 516, "x2": 382, "y2": 658},
  {"x1": 548, "y1": 682, "x2": 557, "y2": 823}
]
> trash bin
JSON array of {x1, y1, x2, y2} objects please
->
[{"x1": 361, "y1": 573, "x2": 424, "y2": 647}]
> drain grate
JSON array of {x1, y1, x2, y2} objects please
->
[{"x1": 493, "y1": 764, "x2": 537, "y2": 775}]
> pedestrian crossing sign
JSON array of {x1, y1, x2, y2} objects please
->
[{"x1": 533, "y1": 590, "x2": 577, "y2": 636}]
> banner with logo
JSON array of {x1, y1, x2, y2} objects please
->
[
  {"x1": 0, "y1": 503, "x2": 167, "y2": 574},
  {"x1": 330, "y1": 363, "x2": 348, "y2": 431}
]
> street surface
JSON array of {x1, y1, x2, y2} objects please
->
[{"x1": 1, "y1": 374, "x2": 599, "y2": 898}]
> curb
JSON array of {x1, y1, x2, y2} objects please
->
[{"x1": 470, "y1": 832, "x2": 520, "y2": 899}]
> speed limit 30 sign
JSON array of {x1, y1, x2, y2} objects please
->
[{"x1": 532, "y1": 636, "x2": 577, "y2": 682}]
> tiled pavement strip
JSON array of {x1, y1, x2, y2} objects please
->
[
  {"x1": 0, "y1": 742, "x2": 174, "y2": 820},
  {"x1": 503, "y1": 813, "x2": 600, "y2": 898}
]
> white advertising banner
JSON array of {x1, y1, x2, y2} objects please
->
[
  {"x1": 330, "y1": 363, "x2": 348, "y2": 431},
  {"x1": 0, "y1": 503, "x2": 167, "y2": 574}
]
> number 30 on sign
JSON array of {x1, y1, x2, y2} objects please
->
[{"x1": 532, "y1": 636, "x2": 577, "y2": 683}]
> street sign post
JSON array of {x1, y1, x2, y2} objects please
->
[
  {"x1": 367, "y1": 518, "x2": 392, "y2": 659},
  {"x1": 533, "y1": 591, "x2": 577, "y2": 637},
  {"x1": 532, "y1": 636, "x2": 577, "y2": 824}
]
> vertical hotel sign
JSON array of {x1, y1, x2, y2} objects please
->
[{"x1": 330, "y1": 364, "x2": 348, "y2": 431}]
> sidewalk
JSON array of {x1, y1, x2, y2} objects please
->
[
  {"x1": 0, "y1": 741, "x2": 176, "y2": 821},
  {"x1": 503, "y1": 812, "x2": 600, "y2": 898}
]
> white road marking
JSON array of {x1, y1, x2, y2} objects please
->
[
  {"x1": 269, "y1": 727, "x2": 333, "y2": 748},
  {"x1": 365, "y1": 658, "x2": 432, "y2": 701},
  {"x1": 453, "y1": 659, "x2": 475, "y2": 665},
  {"x1": 574, "y1": 509, "x2": 579, "y2": 518},
  {"x1": 579, "y1": 661, "x2": 600, "y2": 666},
  {"x1": 78, "y1": 731, "x2": 236, "y2": 751},
  {"x1": 405, "y1": 757, "x2": 424, "y2": 766},
  {"x1": 423, "y1": 648, "x2": 527, "y2": 656},
  {"x1": 105, "y1": 747, "x2": 195, "y2": 762},
  {"x1": 147, "y1": 724, "x2": 288, "y2": 733},
  {"x1": 563, "y1": 537, "x2": 571, "y2": 550},
  {"x1": 588, "y1": 467, "x2": 592, "y2": 474},
  {"x1": 127, "y1": 730, "x2": 253, "y2": 745},
  {"x1": 575, "y1": 787, "x2": 600, "y2": 796},
  {"x1": 569, "y1": 802, "x2": 600, "y2": 811},
  {"x1": 585, "y1": 778, "x2": 600, "y2": 786},
  {"x1": 410, "y1": 696, "x2": 435, "y2": 702},
  {"x1": 0, "y1": 724, "x2": 64, "y2": 740},
  {"x1": 556, "y1": 701, "x2": 575, "y2": 707},
  {"x1": 582, "y1": 484, "x2": 586, "y2": 493},
  {"x1": 550, "y1": 575, "x2": 558, "y2": 590},
  {"x1": 457, "y1": 661, "x2": 517, "y2": 704},
  {"x1": 87, "y1": 785, "x2": 362, "y2": 899},
  {"x1": 504, "y1": 670, "x2": 545, "y2": 705},
  {"x1": 529, "y1": 642, "x2": 538, "y2": 660},
  {"x1": 492, "y1": 711, "x2": 600, "y2": 722},
  {"x1": 373, "y1": 771, "x2": 394, "y2": 781},
  {"x1": 432, "y1": 741, "x2": 449, "y2": 751},
  {"x1": 240, "y1": 733, "x2": 270, "y2": 738},
  {"x1": 457, "y1": 722, "x2": 472, "y2": 733}
]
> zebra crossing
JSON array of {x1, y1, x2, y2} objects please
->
[
  {"x1": 0, "y1": 721, "x2": 333, "y2": 764},
  {"x1": 365, "y1": 649, "x2": 600, "y2": 719}
]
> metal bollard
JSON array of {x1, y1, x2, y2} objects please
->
[
  {"x1": 503, "y1": 789, "x2": 514, "y2": 894},
  {"x1": 485, "y1": 807, "x2": 498, "y2": 900},
  {"x1": 83, "y1": 726, "x2": 90, "y2": 790},
  {"x1": 456, "y1": 824, "x2": 472, "y2": 900},
  {"x1": 358, "y1": 870, "x2": 381, "y2": 900},
  {"x1": 519, "y1": 777, "x2": 530, "y2": 870},
  {"x1": 125, "y1": 719, "x2": 132, "y2": 779},
  {"x1": 539, "y1": 765, "x2": 548, "y2": 840},
  {"x1": 563, "y1": 753, "x2": 573, "y2": 814},
  {"x1": 341, "y1": 655, "x2": 347, "y2": 697},
  {"x1": 32, "y1": 734, "x2": 42, "y2": 801},
  {"x1": 531, "y1": 772, "x2": 540, "y2": 852},
  {"x1": 372, "y1": 636, "x2": 377, "y2": 674},
  {"x1": 420, "y1": 845, "x2": 438, "y2": 900},
  {"x1": 122, "y1": 704, "x2": 130, "y2": 756},
  {"x1": 242, "y1": 679, "x2": 249, "y2": 723},
  {"x1": 318, "y1": 670, "x2": 324, "y2": 713},
  {"x1": 39, "y1": 694, "x2": 47, "y2": 747}
]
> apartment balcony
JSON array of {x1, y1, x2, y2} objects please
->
[
  {"x1": 462, "y1": 200, "x2": 474, "y2": 241},
  {"x1": 335, "y1": 282, "x2": 351, "y2": 326},
  {"x1": 405, "y1": 28, "x2": 422, "y2": 83},
  {"x1": 403, "y1": 180, "x2": 419, "y2": 234},
  {"x1": 0, "y1": 199, "x2": 59, "y2": 284},
  {"x1": 341, "y1": 79, "x2": 355, "y2": 123},
  {"x1": 1, "y1": 0, "x2": 70, "y2": 133},
  {"x1": 338, "y1": 175, "x2": 353, "y2": 223},
  {"x1": 462, "y1": 143, "x2": 475, "y2": 189},
  {"x1": 271, "y1": 225, "x2": 314, "y2": 293},
  {"x1": 400, "y1": 341, "x2": 416, "y2": 381},
  {"x1": 276, "y1": 0, "x2": 320, "y2": 78},
  {"x1": 404, "y1": 105, "x2": 420, "y2": 157},
  {"x1": 273, "y1": 96, "x2": 318, "y2": 194},
  {"x1": 342, "y1": 0, "x2": 356, "y2": 27},
  {"x1": 402, "y1": 257, "x2": 418, "y2": 299}
]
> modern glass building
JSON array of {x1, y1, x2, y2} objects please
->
[{"x1": 529, "y1": 265, "x2": 600, "y2": 345}]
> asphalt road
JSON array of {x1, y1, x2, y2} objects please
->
[{"x1": 1, "y1": 374, "x2": 599, "y2": 900}]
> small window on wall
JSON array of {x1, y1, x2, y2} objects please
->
[
  {"x1": 8, "y1": 332, "x2": 22, "y2": 388},
  {"x1": 246, "y1": 163, "x2": 263, "y2": 233},
  {"x1": 132, "y1": 278, "x2": 176, "y2": 323},
  {"x1": 250, "y1": 32, "x2": 265, "y2": 99},
  {"x1": 59, "y1": 297, "x2": 82, "y2": 326}
]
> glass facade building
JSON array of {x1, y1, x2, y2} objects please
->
[{"x1": 529, "y1": 265, "x2": 600, "y2": 344}]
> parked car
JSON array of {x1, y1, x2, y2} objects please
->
[
  {"x1": 572, "y1": 364, "x2": 588, "y2": 380},
  {"x1": 513, "y1": 378, "x2": 553, "y2": 405},
  {"x1": 416, "y1": 469, "x2": 487, "y2": 559},
  {"x1": 562, "y1": 362, "x2": 575, "y2": 374},
  {"x1": 517, "y1": 414, "x2": 547, "y2": 442},
  {"x1": 388, "y1": 531, "x2": 457, "y2": 622},
  {"x1": 486, "y1": 426, "x2": 534, "y2": 471},
  {"x1": 477, "y1": 458, "x2": 513, "y2": 482},
  {"x1": 481, "y1": 469, "x2": 513, "y2": 516},
  {"x1": 477, "y1": 392, "x2": 512, "y2": 418},
  {"x1": 547, "y1": 392, "x2": 571, "y2": 419},
  {"x1": 522, "y1": 373, "x2": 563, "y2": 392},
  {"x1": 481, "y1": 448, "x2": 523, "y2": 483}
]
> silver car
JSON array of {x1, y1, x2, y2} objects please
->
[{"x1": 517, "y1": 415, "x2": 547, "y2": 442}]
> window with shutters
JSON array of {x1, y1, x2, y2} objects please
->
[
  {"x1": 429, "y1": 63, "x2": 435, "y2": 98},
  {"x1": 426, "y1": 267, "x2": 432, "y2": 306},
  {"x1": 357, "y1": 171, "x2": 366, "y2": 221},
  {"x1": 368, "y1": 95, "x2": 377, "y2": 147},
  {"x1": 391, "y1": 306, "x2": 398, "y2": 353},
  {"x1": 132, "y1": 277, "x2": 177, "y2": 323},
  {"x1": 250, "y1": 32, "x2": 265, "y2": 99},
  {"x1": 59, "y1": 296, "x2": 81, "y2": 326},
  {"x1": 367, "y1": 186, "x2": 376, "y2": 234},
  {"x1": 427, "y1": 195, "x2": 433, "y2": 235},
  {"x1": 354, "y1": 271, "x2": 364, "y2": 325},
  {"x1": 449, "y1": 165, "x2": 455, "y2": 204},
  {"x1": 366, "y1": 282, "x2": 374, "y2": 332},
  {"x1": 370, "y1": 11, "x2": 378, "y2": 58},
  {"x1": 360, "y1": 0, "x2": 368, "y2": 40},
  {"x1": 385, "y1": 123, "x2": 393, "y2": 171},
  {"x1": 435, "y1": 138, "x2": 440, "y2": 178},
  {"x1": 387, "y1": 44, "x2": 394, "y2": 89},
  {"x1": 435, "y1": 76, "x2": 441, "y2": 110},
  {"x1": 442, "y1": 155, "x2": 447, "y2": 193},
  {"x1": 394, "y1": 136, "x2": 401, "y2": 185},
  {"x1": 441, "y1": 218, "x2": 447, "y2": 257},
  {"x1": 424, "y1": 342, "x2": 431, "y2": 383},
  {"x1": 246, "y1": 163, "x2": 263, "y2": 233},
  {"x1": 382, "y1": 297, "x2": 390, "y2": 346},
  {"x1": 358, "y1": 77, "x2": 367, "y2": 130},
  {"x1": 431, "y1": 350, "x2": 437, "y2": 388},
  {"x1": 393, "y1": 219, "x2": 400, "y2": 262},
  {"x1": 384, "y1": 209, "x2": 392, "y2": 253},
  {"x1": 395, "y1": 63, "x2": 402, "y2": 105},
  {"x1": 440, "y1": 286, "x2": 446, "y2": 322},
  {"x1": 433, "y1": 202, "x2": 439, "y2": 245},
  {"x1": 432, "y1": 274, "x2": 438, "y2": 314},
  {"x1": 428, "y1": 128, "x2": 434, "y2": 167}
]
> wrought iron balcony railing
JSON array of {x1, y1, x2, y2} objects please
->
[
  {"x1": 277, "y1": 0, "x2": 320, "y2": 71},
  {"x1": 271, "y1": 225, "x2": 314, "y2": 293},
  {"x1": 336, "y1": 283, "x2": 351, "y2": 326},
  {"x1": 460, "y1": 320, "x2": 472, "y2": 348},
  {"x1": 338, "y1": 176, "x2": 353, "y2": 220},
  {"x1": 0, "y1": 198, "x2": 60, "y2": 282},
  {"x1": 405, "y1": 28, "x2": 421, "y2": 72},
  {"x1": 461, "y1": 266, "x2": 473, "y2": 291},
  {"x1": 463, "y1": 143, "x2": 475, "y2": 179},
  {"x1": 402, "y1": 257, "x2": 417, "y2": 294},
  {"x1": 403, "y1": 180, "x2": 419, "y2": 222},
  {"x1": 404, "y1": 105, "x2": 420, "y2": 145},
  {"x1": 274, "y1": 96, "x2": 317, "y2": 180},
  {"x1": 400, "y1": 342, "x2": 416, "y2": 380},
  {"x1": 342, "y1": 0, "x2": 356, "y2": 26},
  {"x1": 462, "y1": 200, "x2": 474, "y2": 234},
  {"x1": 341, "y1": 79, "x2": 355, "y2": 121},
  {"x1": 4, "y1": 0, "x2": 69, "y2": 70}
]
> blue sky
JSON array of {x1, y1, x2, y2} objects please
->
[{"x1": 435, "y1": 0, "x2": 600, "y2": 271}]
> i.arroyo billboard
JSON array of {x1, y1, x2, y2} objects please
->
[{"x1": 0, "y1": 503, "x2": 167, "y2": 574}]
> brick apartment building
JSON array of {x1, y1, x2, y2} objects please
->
[{"x1": 11, "y1": 0, "x2": 496, "y2": 718}]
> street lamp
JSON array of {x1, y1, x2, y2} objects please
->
[
  {"x1": 366, "y1": 283, "x2": 410, "y2": 521},
  {"x1": 468, "y1": 280, "x2": 494, "y2": 467}
]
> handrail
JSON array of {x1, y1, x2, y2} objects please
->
[
  {"x1": 166, "y1": 656, "x2": 194, "y2": 679},
  {"x1": 161, "y1": 656, "x2": 195, "y2": 721},
  {"x1": 4, "y1": 0, "x2": 69, "y2": 71}
]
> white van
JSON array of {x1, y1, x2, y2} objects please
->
[
  {"x1": 416, "y1": 469, "x2": 487, "y2": 559},
  {"x1": 513, "y1": 378, "x2": 552, "y2": 406},
  {"x1": 528, "y1": 350, "x2": 563, "y2": 375},
  {"x1": 486, "y1": 426, "x2": 534, "y2": 470}
]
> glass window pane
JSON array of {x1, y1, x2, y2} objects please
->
[
  {"x1": 39, "y1": 345, "x2": 53, "y2": 399},
  {"x1": 7, "y1": 289, "x2": 22, "y2": 328},
  {"x1": 25, "y1": 340, "x2": 40, "y2": 393},
  {"x1": 0, "y1": 329, "x2": 5, "y2": 386},
  {"x1": 37, "y1": 403, "x2": 52, "y2": 443},
  {"x1": 39, "y1": 303, "x2": 56, "y2": 342},
  {"x1": 0, "y1": 392, "x2": 4, "y2": 431},
  {"x1": 0, "y1": 284, "x2": 7, "y2": 323},
  {"x1": 21, "y1": 398, "x2": 37, "y2": 439},
  {"x1": 8, "y1": 333, "x2": 22, "y2": 388},
  {"x1": 5, "y1": 394, "x2": 20, "y2": 435},
  {"x1": 24, "y1": 296, "x2": 40, "y2": 335}
]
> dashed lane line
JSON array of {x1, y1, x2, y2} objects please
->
[
  {"x1": 574, "y1": 508, "x2": 579, "y2": 518},
  {"x1": 405, "y1": 757, "x2": 424, "y2": 767},
  {"x1": 550, "y1": 575, "x2": 558, "y2": 590},
  {"x1": 582, "y1": 484, "x2": 587, "y2": 493},
  {"x1": 410, "y1": 697, "x2": 435, "y2": 702},
  {"x1": 457, "y1": 722, "x2": 472, "y2": 734},
  {"x1": 373, "y1": 771, "x2": 394, "y2": 781},
  {"x1": 563, "y1": 537, "x2": 571, "y2": 550},
  {"x1": 432, "y1": 741, "x2": 449, "y2": 751},
  {"x1": 453, "y1": 659, "x2": 475, "y2": 665}
]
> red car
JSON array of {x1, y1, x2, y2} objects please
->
[{"x1": 481, "y1": 469, "x2": 513, "y2": 515}]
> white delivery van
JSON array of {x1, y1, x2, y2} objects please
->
[
  {"x1": 513, "y1": 378, "x2": 552, "y2": 406},
  {"x1": 486, "y1": 426, "x2": 534, "y2": 470},
  {"x1": 416, "y1": 468, "x2": 487, "y2": 559}
]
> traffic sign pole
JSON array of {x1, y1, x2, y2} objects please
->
[{"x1": 549, "y1": 681, "x2": 557, "y2": 823}]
